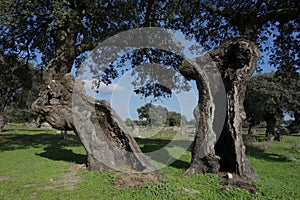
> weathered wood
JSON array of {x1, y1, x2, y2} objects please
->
[
  {"x1": 181, "y1": 39, "x2": 259, "y2": 179},
  {"x1": 180, "y1": 56, "x2": 222, "y2": 174},
  {"x1": 213, "y1": 39, "x2": 259, "y2": 179},
  {"x1": 32, "y1": 74, "x2": 156, "y2": 172}
]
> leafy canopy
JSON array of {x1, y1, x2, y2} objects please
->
[{"x1": 244, "y1": 71, "x2": 300, "y2": 125}]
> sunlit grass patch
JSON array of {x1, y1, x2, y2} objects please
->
[{"x1": 0, "y1": 126, "x2": 299, "y2": 199}]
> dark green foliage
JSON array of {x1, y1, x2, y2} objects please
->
[
  {"x1": 245, "y1": 73, "x2": 283, "y2": 124},
  {"x1": 137, "y1": 103, "x2": 168, "y2": 127},
  {"x1": 166, "y1": 1, "x2": 300, "y2": 71},
  {"x1": 0, "y1": 54, "x2": 33, "y2": 105},
  {"x1": 1, "y1": 0, "x2": 299, "y2": 78},
  {"x1": 133, "y1": 120, "x2": 148, "y2": 127},
  {"x1": 274, "y1": 68, "x2": 300, "y2": 114},
  {"x1": 166, "y1": 112, "x2": 182, "y2": 127},
  {"x1": 0, "y1": 54, "x2": 40, "y2": 130},
  {"x1": 137, "y1": 103, "x2": 186, "y2": 127},
  {"x1": 244, "y1": 71, "x2": 300, "y2": 134}
]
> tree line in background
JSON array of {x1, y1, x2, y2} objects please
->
[
  {"x1": 244, "y1": 68, "x2": 300, "y2": 140},
  {"x1": 124, "y1": 103, "x2": 193, "y2": 129},
  {"x1": 0, "y1": 55, "x2": 44, "y2": 131}
]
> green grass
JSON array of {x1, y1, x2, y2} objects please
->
[{"x1": 0, "y1": 126, "x2": 299, "y2": 199}]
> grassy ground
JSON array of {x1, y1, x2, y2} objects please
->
[{"x1": 0, "y1": 125, "x2": 299, "y2": 199}]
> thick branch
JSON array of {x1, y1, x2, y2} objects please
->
[
  {"x1": 258, "y1": 7, "x2": 300, "y2": 25},
  {"x1": 143, "y1": 0, "x2": 155, "y2": 27}
]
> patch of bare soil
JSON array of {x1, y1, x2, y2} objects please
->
[
  {"x1": 43, "y1": 164, "x2": 85, "y2": 190},
  {"x1": 114, "y1": 171, "x2": 165, "y2": 189},
  {"x1": 219, "y1": 173, "x2": 257, "y2": 194},
  {"x1": 0, "y1": 176, "x2": 12, "y2": 181},
  {"x1": 181, "y1": 187, "x2": 200, "y2": 195}
]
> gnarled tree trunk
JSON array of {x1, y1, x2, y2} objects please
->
[
  {"x1": 181, "y1": 39, "x2": 259, "y2": 179},
  {"x1": 32, "y1": 74, "x2": 156, "y2": 172}
]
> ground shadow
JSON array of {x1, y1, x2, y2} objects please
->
[
  {"x1": 135, "y1": 137, "x2": 192, "y2": 170},
  {"x1": 0, "y1": 133, "x2": 82, "y2": 151},
  {"x1": 36, "y1": 145, "x2": 87, "y2": 164},
  {"x1": 246, "y1": 144, "x2": 287, "y2": 162},
  {"x1": 0, "y1": 131, "x2": 86, "y2": 164}
]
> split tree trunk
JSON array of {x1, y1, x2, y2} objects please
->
[
  {"x1": 32, "y1": 74, "x2": 156, "y2": 172},
  {"x1": 181, "y1": 39, "x2": 259, "y2": 179}
]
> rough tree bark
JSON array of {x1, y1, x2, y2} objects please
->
[
  {"x1": 181, "y1": 39, "x2": 259, "y2": 179},
  {"x1": 180, "y1": 56, "x2": 223, "y2": 174},
  {"x1": 32, "y1": 74, "x2": 156, "y2": 172}
]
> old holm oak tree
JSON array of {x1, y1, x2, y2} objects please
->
[{"x1": 1, "y1": 0, "x2": 299, "y2": 182}]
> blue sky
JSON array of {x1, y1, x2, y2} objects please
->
[{"x1": 80, "y1": 67, "x2": 198, "y2": 120}]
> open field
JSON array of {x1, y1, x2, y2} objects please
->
[{"x1": 0, "y1": 125, "x2": 299, "y2": 199}]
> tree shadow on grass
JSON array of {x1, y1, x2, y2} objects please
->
[
  {"x1": 0, "y1": 132, "x2": 86, "y2": 164},
  {"x1": 1, "y1": 131, "x2": 191, "y2": 169},
  {"x1": 36, "y1": 144, "x2": 87, "y2": 164},
  {"x1": 135, "y1": 137, "x2": 191, "y2": 170},
  {"x1": 246, "y1": 144, "x2": 287, "y2": 162}
]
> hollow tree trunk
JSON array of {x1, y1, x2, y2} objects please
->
[
  {"x1": 181, "y1": 39, "x2": 259, "y2": 179},
  {"x1": 213, "y1": 39, "x2": 259, "y2": 178},
  {"x1": 32, "y1": 74, "x2": 156, "y2": 172}
]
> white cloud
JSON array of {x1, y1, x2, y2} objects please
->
[
  {"x1": 99, "y1": 83, "x2": 124, "y2": 94},
  {"x1": 82, "y1": 79, "x2": 124, "y2": 94}
]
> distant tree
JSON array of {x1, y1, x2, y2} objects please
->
[
  {"x1": 4, "y1": 67, "x2": 43, "y2": 124},
  {"x1": 137, "y1": 103, "x2": 168, "y2": 129},
  {"x1": 137, "y1": 104, "x2": 187, "y2": 127},
  {"x1": 166, "y1": 111, "x2": 181, "y2": 127},
  {"x1": 244, "y1": 70, "x2": 300, "y2": 137},
  {"x1": 0, "y1": 53, "x2": 35, "y2": 131},
  {"x1": 275, "y1": 68, "x2": 300, "y2": 133},
  {"x1": 133, "y1": 120, "x2": 148, "y2": 127},
  {"x1": 137, "y1": 103, "x2": 152, "y2": 127},
  {"x1": 244, "y1": 73, "x2": 283, "y2": 137}
]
